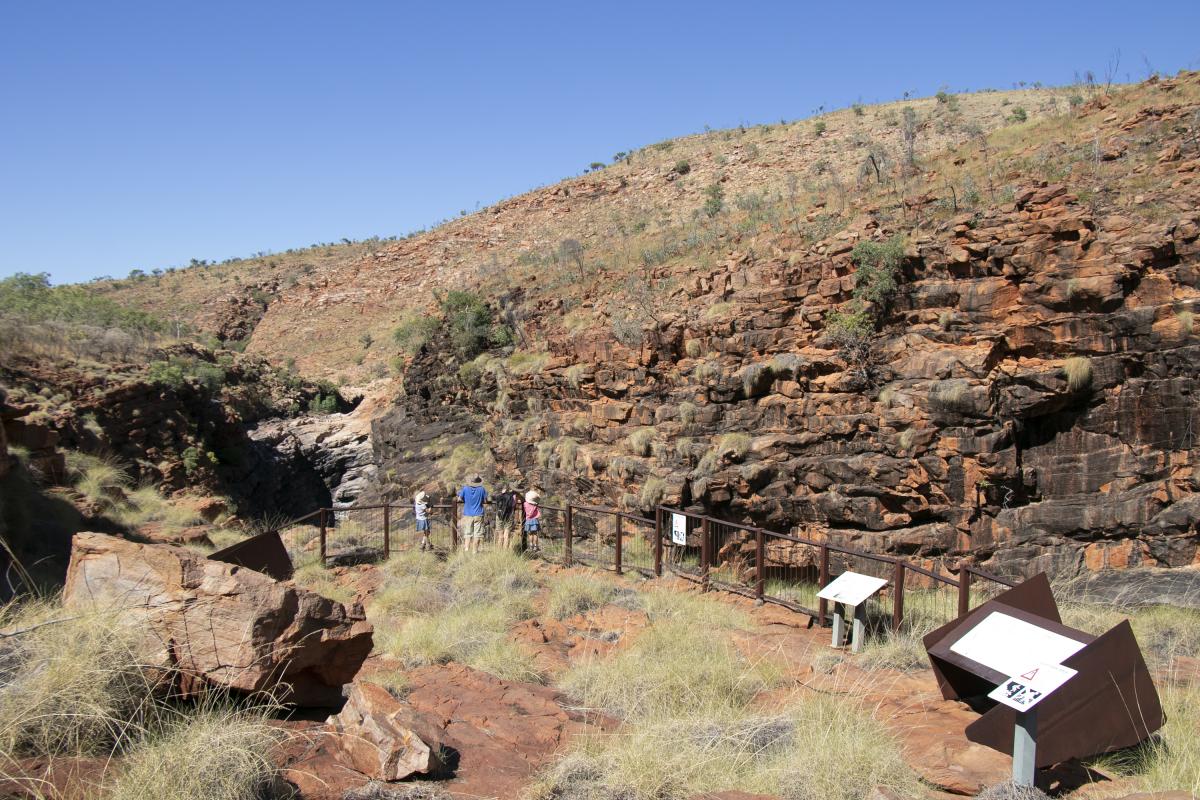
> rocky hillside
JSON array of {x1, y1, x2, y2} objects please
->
[{"x1": 85, "y1": 75, "x2": 1200, "y2": 581}]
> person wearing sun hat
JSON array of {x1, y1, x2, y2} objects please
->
[
  {"x1": 414, "y1": 489, "x2": 431, "y2": 551},
  {"x1": 457, "y1": 473, "x2": 488, "y2": 554},
  {"x1": 523, "y1": 489, "x2": 541, "y2": 553}
]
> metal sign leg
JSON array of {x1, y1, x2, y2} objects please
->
[
  {"x1": 1012, "y1": 708, "x2": 1038, "y2": 787},
  {"x1": 851, "y1": 603, "x2": 867, "y2": 654},
  {"x1": 831, "y1": 605, "x2": 845, "y2": 648}
]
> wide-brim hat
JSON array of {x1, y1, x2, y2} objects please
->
[
  {"x1": 468, "y1": 474, "x2": 484, "y2": 486},
  {"x1": 525, "y1": 490, "x2": 540, "y2": 503},
  {"x1": 415, "y1": 490, "x2": 428, "y2": 502}
]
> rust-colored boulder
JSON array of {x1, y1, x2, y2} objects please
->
[
  {"x1": 327, "y1": 681, "x2": 444, "y2": 781},
  {"x1": 62, "y1": 532, "x2": 372, "y2": 705}
]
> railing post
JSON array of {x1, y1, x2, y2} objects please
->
[
  {"x1": 818, "y1": 543, "x2": 830, "y2": 626},
  {"x1": 319, "y1": 508, "x2": 328, "y2": 565},
  {"x1": 383, "y1": 503, "x2": 391, "y2": 559},
  {"x1": 614, "y1": 514, "x2": 623, "y2": 575},
  {"x1": 700, "y1": 517, "x2": 711, "y2": 591},
  {"x1": 451, "y1": 498, "x2": 460, "y2": 550},
  {"x1": 565, "y1": 504, "x2": 574, "y2": 566},
  {"x1": 755, "y1": 528, "x2": 765, "y2": 602},
  {"x1": 892, "y1": 560, "x2": 905, "y2": 631},
  {"x1": 654, "y1": 509, "x2": 663, "y2": 576},
  {"x1": 958, "y1": 566, "x2": 972, "y2": 618}
]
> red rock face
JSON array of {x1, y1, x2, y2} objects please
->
[
  {"x1": 62, "y1": 532, "x2": 373, "y2": 705},
  {"x1": 373, "y1": 168, "x2": 1200, "y2": 583}
]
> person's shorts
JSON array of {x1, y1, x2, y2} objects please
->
[
  {"x1": 524, "y1": 519, "x2": 541, "y2": 533},
  {"x1": 460, "y1": 515, "x2": 485, "y2": 539},
  {"x1": 416, "y1": 518, "x2": 430, "y2": 533}
]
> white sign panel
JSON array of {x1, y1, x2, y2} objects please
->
[
  {"x1": 817, "y1": 571, "x2": 889, "y2": 606},
  {"x1": 671, "y1": 513, "x2": 688, "y2": 545},
  {"x1": 988, "y1": 662, "x2": 1078, "y2": 711},
  {"x1": 950, "y1": 612, "x2": 1087, "y2": 679}
]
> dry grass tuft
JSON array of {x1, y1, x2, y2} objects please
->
[
  {"x1": 105, "y1": 710, "x2": 281, "y2": 800},
  {"x1": 0, "y1": 600, "x2": 161, "y2": 760},
  {"x1": 547, "y1": 574, "x2": 617, "y2": 620},
  {"x1": 1063, "y1": 356, "x2": 1093, "y2": 391},
  {"x1": 624, "y1": 428, "x2": 654, "y2": 457},
  {"x1": 65, "y1": 451, "x2": 129, "y2": 512},
  {"x1": 371, "y1": 549, "x2": 542, "y2": 682},
  {"x1": 537, "y1": 589, "x2": 918, "y2": 800}
]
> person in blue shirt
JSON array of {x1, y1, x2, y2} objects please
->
[{"x1": 457, "y1": 474, "x2": 488, "y2": 553}]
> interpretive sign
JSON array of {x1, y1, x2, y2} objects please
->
[
  {"x1": 817, "y1": 571, "x2": 889, "y2": 607},
  {"x1": 988, "y1": 662, "x2": 1077, "y2": 712},
  {"x1": 922, "y1": 573, "x2": 1163, "y2": 779},
  {"x1": 950, "y1": 612, "x2": 1087, "y2": 679},
  {"x1": 670, "y1": 513, "x2": 688, "y2": 546},
  {"x1": 818, "y1": 571, "x2": 889, "y2": 652}
]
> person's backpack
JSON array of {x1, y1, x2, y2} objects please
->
[{"x1": 496, "y1": 490, "x2": 519, "y2": 521}]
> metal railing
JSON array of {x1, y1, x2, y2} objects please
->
[{"x1": 281, "y1": 496, "x2": 1015, "y2": 631}]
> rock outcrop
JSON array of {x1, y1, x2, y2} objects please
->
[
  {"x1": 62, "y1": 532, "x2": 373, "y2": 705},
  {"x1": 251, "y1": 411, "x2": 376, "y2": 508},
  {"x1": 327, "y1": 681, "x2": 444, "y2": 781}
]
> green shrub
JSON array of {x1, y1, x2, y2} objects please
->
[
  {"x1": 392, "y1": 312, "x2": 439, "y2": 354},
  {"x1": 437, "y1": 290, "x2": 512, "y2": 359},
  {"x1": 849, "y1": 237, "x2": 905, "y2": 308},
  {"x1": 673, "y1": 160, "x2": 691, "y2": 175},
  {"x1": 702, "y1": 182, "x2": 724, "y2": 217},
  {"x1": 0, "y1": 272, "x2": 167, "y2": 335},
  {"x1": 1009, "y1": 106, "x2": 1028, "y2": 123},
  {"x1": 306, "y1": 392, "x2": 339, "y2": 414},
  {"x1": 180, "y1": 447, "x2": 218, "y2": 476},
  {"x1": 146, "y1": 357, "x2": 226, "y2": 391}
]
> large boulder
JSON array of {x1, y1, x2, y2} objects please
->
[
  {"x1": 326, "y1": 681, "x2": 445, "y2": 781},
  {"x1": 62, "y1": 532, "x2": 372, "y2": 705}
]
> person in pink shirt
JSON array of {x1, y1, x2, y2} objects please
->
[{"x1": 523, "y1": 490, "x2": 541, "y2": 553}]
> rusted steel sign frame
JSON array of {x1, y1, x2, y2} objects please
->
[
  {"x1": 923, "y1": 573, "x2": 1164, "y2": 768},
  {"x1": 210, "y1": 530, "x2": 294, "y2": 581}
]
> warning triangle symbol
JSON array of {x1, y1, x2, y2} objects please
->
[{"x1": 1020, "y1": 668, "x2": 1039, "y2": 681}]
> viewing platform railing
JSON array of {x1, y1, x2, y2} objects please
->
[{"x1": 285, "y1": 497, "x2": 1015, "y2": 632}]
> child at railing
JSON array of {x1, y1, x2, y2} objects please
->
[
  {"x1": 414, "y1": 490, "x2": 431, "y2": 551},
  {"x1": 523, "y1": 490, "x2": 541, "y2": 552}
]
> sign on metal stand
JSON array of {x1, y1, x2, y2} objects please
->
[
  {"x1": 923, "y1": 574, "x2": 1164, "y2": 779},
  {"x1": 817, "y1": 571, "x2": 888, "y2": 654},
  {"x1": 986, "y1": 662, "x2": 1078, "y2": 787}
]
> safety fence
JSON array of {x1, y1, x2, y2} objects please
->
[{"x1": 286, "y1": 498, "x2": 1015, "y2": 632}]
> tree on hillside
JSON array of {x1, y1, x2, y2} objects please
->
[{"x1": 558, "y1": 239, "x2": 586, "y2": 281}]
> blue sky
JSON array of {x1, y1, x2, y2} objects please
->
[{"x1": 2, "y1": 1, "x2": 1197, "y2": 285}]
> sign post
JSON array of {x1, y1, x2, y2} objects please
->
[
  {"x1": 817, "y1": 571, "x2": 889, "y2": 654},
  {"x1": 986, "y1": 662, "x2": 1077, "y2": 787}
]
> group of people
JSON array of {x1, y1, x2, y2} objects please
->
[{"x1": 411, "y1": 473, "x2": 542, "y2": 554}]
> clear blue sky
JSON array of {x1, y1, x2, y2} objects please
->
[{"x1": 2, "y1": 1, "x2": 1197, "y2": 285}]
